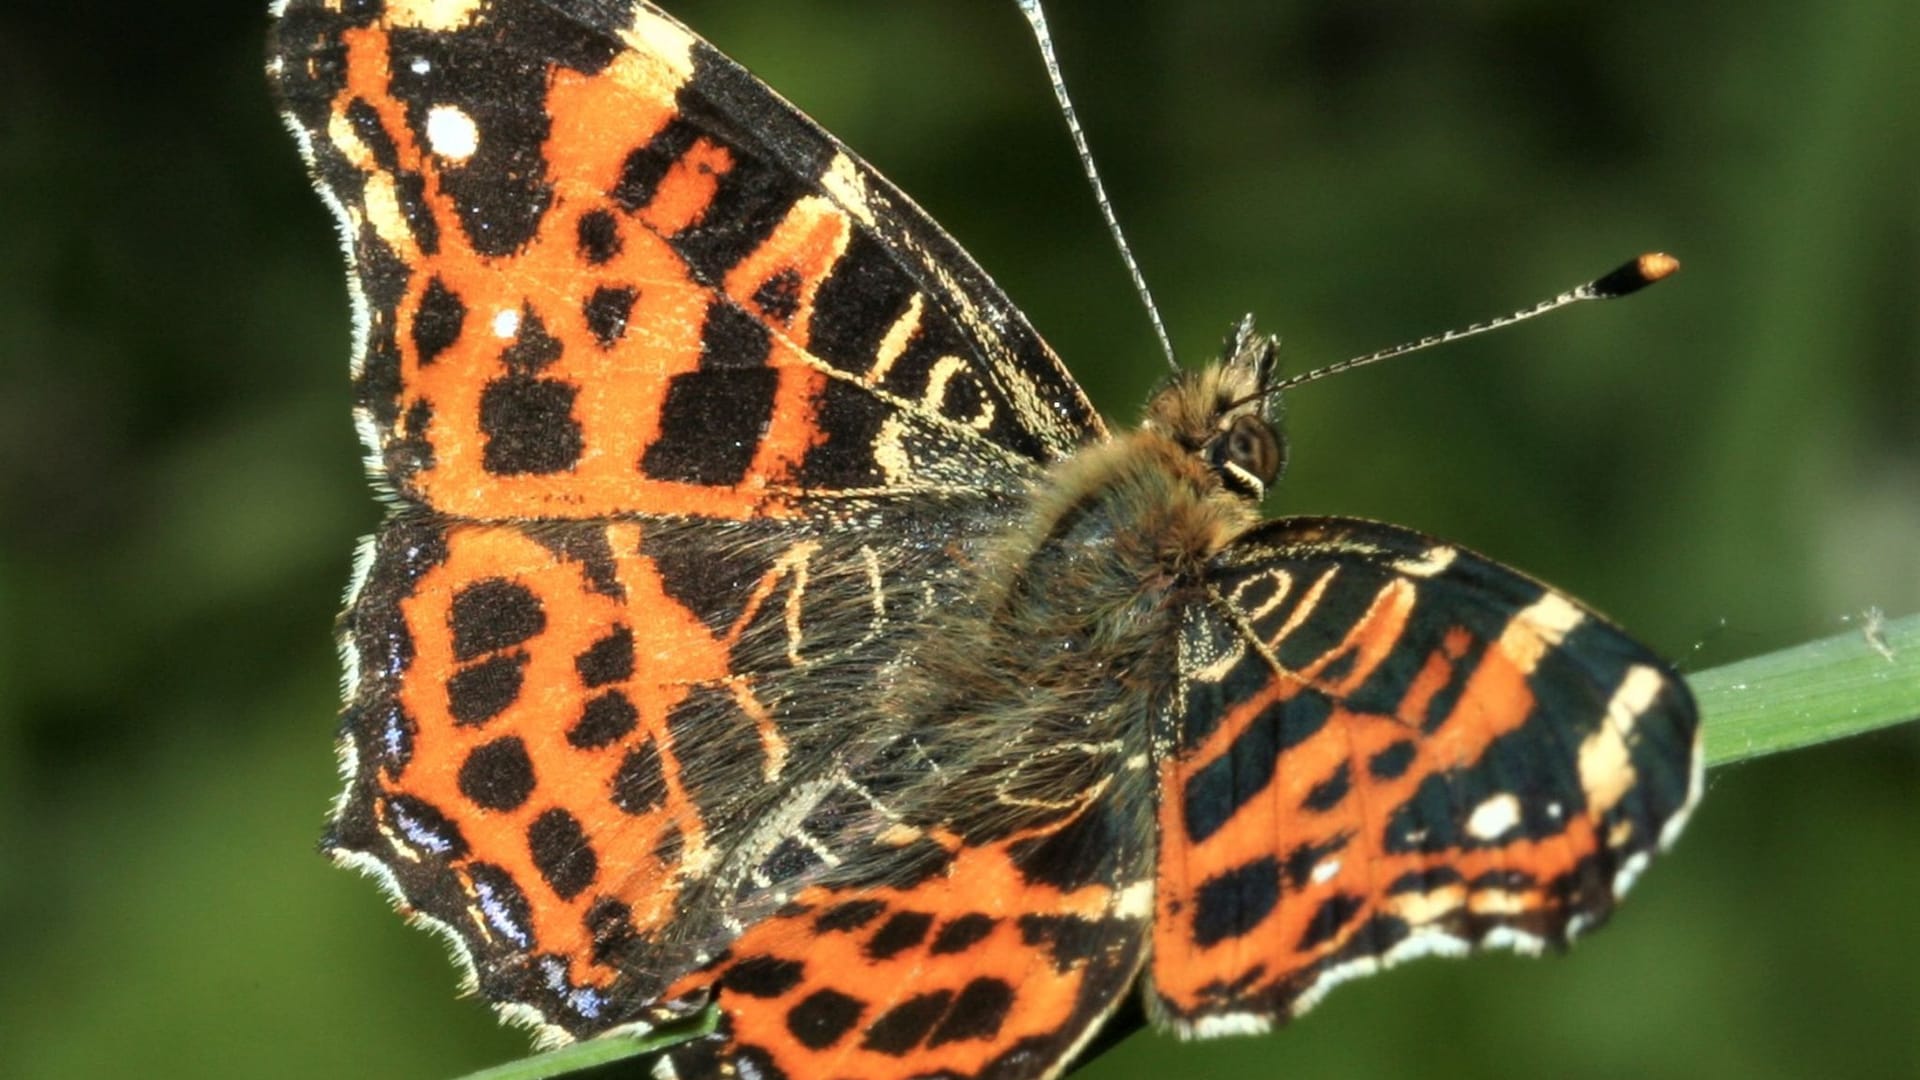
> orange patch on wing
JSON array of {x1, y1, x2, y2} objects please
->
[
  {"x1": 665, "y1": 826, "x2": 1133, "y2": 1077},
  {"x1": 327, "y1": 24, "x2": 829, "y2": 520},
  {"x1": 383, "y1": 523, "x2": 736, "y2": 985},
  {"x1": 1152, "y1": 581, "x2": 1559, "y2": 1014}
]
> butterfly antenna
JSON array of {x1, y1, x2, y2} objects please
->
[
  {"x1": 1017, "y1": 0, "x2": 1179, "y2": 372},
  {"x1": 1258, "y1": 252, "x2": 1680, "y2": 399}
]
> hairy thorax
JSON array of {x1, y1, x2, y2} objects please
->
[{"x1": 883, "y1": 366, "x2": 1276, "y2": 844}]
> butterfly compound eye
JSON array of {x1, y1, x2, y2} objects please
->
[{"x1": 1207, "y1": 413, "x2": 1284, "y2": 499}]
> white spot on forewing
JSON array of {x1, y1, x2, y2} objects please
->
[
  {"x1": 409, "y1": 56, "x2": 431, "y2": 75},
  {"x1": 1466, "y1": 793, "x2": 1522, "y2": 840},
  {"x1": 622, "y1": 7, "x2": 698, "y2": 85},
  {"x1": 386, "y1": 0, "x2": 485, "y2": 32},
  {"x1": 425, "y1": 104, "x2": 479, "y2": 162},
  {"x1": 492, "y1": 307, "x2": 521, "y2": 339},
  {"x1": 820, "y1": 152, "x2": 877, "y2": 227},
  {"x1": 1519, "y1": 591, "x2": 1587, "y2": 644},
  {"x1": 1310, "y1": 858, "x2": 1342, "y2": 885},
  {"x1": 1394, "y1": 544, "x2": 1458, "y2": 578},
  {"x1": 1581, "y1": 663, "x2": 1663, "y2": 814},
  {"x1": 1499, "y1": 590, "x2": 1588, "y2": 674}
]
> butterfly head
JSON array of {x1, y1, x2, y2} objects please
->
[{"x1": 1142, "y1": 315, "x2": 1288, "y2": 504}]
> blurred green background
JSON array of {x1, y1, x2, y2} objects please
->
[{"x1": 2, "y1": 0, "x2": 1914, "y2": 1077}]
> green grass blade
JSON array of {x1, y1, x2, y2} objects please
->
[
  {"x1": 1695, "y1": 611, "x2": 1919, "y2": 767},
  {"x1": 452, "y1": 1007, "x2": 718, "y2": 1080}
]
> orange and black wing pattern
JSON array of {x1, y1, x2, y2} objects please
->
[
  {"x1": 270, "y1": 0, "x2": 1102, "y2": 523},
  {"x1": 1150, "y1": 517, "x2": 1702, "y2": 1035},
  {"x1": 654, "y1": 806, "x2": 1154, "y2": 1080},
  {"x1": 269, "y1": 0, "x2": 1104, "y2": 1050},
  {"x1": 272, "y1": 0, "x2": 1707, "y2": 1075}
]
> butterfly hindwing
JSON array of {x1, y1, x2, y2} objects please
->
[
  {"x1": 656, "y1": 803, "x2": 1154, "y2": 1080},
  {"x1": 1150, "y1": 517, "x2": 1703, "y2": 1035},
  {"x1": 269, "y1": 0, "x2": 1103, "y2": 522}
]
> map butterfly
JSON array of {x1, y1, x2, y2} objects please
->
[{"x1": 268, "y1": 1, "x2": 1704, "y2": 1076}]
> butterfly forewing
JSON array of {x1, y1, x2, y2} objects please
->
[
  {"x1": 1151, "y1": 517, "x2": 1702, "y2": 1034},
  {"x1": 271, "y1": 0, "x2": 1101, "y2": 523}
]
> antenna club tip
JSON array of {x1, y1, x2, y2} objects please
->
[
  {"x1": 1592, "y1": 251, "x2": 1681, "y2": 298},
  {"x1": 1639, "y1": 251, "x2": 1681, "y2": 281}
]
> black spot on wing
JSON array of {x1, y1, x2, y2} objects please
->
[
  {"x1": 610, "y1": 740, "x2": 667, "y2": 815},
  {"x1": 527, "y1": 807, "x2": 597, "y2": 900},
  {"x1": 584, "y1": 897, "x2": 638, "y2": 965},
  {"x1": 814, "y1": 898, "x2": 887, "y2": 933},
  {"x1": 807, "y1": 228, "x2": 915, "y2": 377},
  {"x1": 500, "y1": 309, "x2": 563, "y2": 372},
  {"x1": 574, "y1": 625, "x2": 635, "y2": 688},
  {"x1": 584, "y1": 285, "x2": 637, "y2": 349},
  {"x1": 722, "y1": 955, "x2": 804, "y2": 999},
  {"x1": 1191, "y1": 856, "x2": 1281, "y2": 948},
  {"x1": 929, "y1": 914, "x2": 997, "y2": 955},
  {"x1": 479, "y1": 374, "x2": 584, "y2": 474},
  {"x1": 1183, "y1": 690, "x2": 1335, "y2": 843},
  {"x1": 613, "y1": 115, "x2": 701, "y2": 212},
  {"x1": 575, "y1": 208, "x2": 622, "y2": 264},
  {"x1": 1297, "y1": 892, "x2": 1366, "y2": 951},
  {"x1": 865, "y1": 910, "x2": 933, "y2": 960},
  {"x1": 1302, "y1": 761, "x2": 1351, "y2": 813},
  {"x1": 450, "y1": 579, "x2": 545, "y2": 660},
  {"x1": 446, "y1": 653, "x2": 526, "y2": 726},
  {"x1": 786, "y1": 988, "x2": 863, "y2": 1050},
  {"x1": 412, "y1": 276, "x2": 465, "y2": 365},
  {"x1": 383, "y1": 6, "x2": 621, "y2": 257},
  {"x1": 571, "y1": 693, "x2": 635, "y2": 753},
  {"x1": 926, "y1": 978, "x2": 1014, "y2": 1046},
  {"x1": 640, "y1": 367, "x2": 778, "y2": 486},
  {"x1": 1282, "y1": 833, "x2": 1351, "y2": 890},
  {"x1": 751, "y1": 267, "x2": 803, "y2": 325},
  {"x1": 458, "y1": 735, "x2": 536, "y2": 811},
  {"x1": 1370, "y1": 739, "x2": 1416, "y2": 779},
  {"x1": 861, "y1": 990, "x2": 954, "y2": 1056}
]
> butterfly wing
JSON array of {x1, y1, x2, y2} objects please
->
[
  {"x1": 270, "y1": 0, "x2": 1104, "y2": 522},
  {"x1": 271, "y1": 0, "x2": 1109, "y2": 1046},
  {"x1": 654, "y1": 801, "x2": 1154, "y2": 1080},
  {"x1": 1150, "y1": 517, "x2": 1702, "y2": 1035}
]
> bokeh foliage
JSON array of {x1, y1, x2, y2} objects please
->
[{"x1": 0, "y1": 1, "x2": 1913, "y2": 1077}]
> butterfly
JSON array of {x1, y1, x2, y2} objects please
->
[{"x1": 268, "y1": 1, "x2": 1703, "y2": 1076}]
